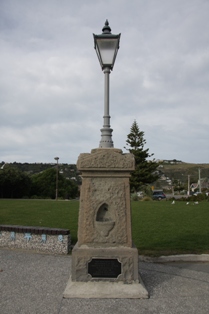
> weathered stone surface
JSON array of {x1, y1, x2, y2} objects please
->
[
  {"x1": 77, "y1": 177, "x2": 132, "y2": 246},
  {"x1": 69, "y1": 147, "x2": 149, "y2": 298},
  {"x1": 63, "y1": 277, "x2": 149, "y2": 299},
  {"x1": 71, "y1": 244, "x2": 139, "y2": 283},
  {"x1": 77, "y1": 148, "x2": 135, "y2": 171},
  {"x1": 76, "y1": 149, "x2": 133, "y2": 247}
]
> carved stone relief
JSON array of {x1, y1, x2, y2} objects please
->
[
  {"x1": 78, "y1": 177, "x2": 129, "y2": 245},
  {"x1": 120, "y1": 257, "x2": 134, "y2": 283}
]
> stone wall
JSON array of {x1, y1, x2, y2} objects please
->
[{"x1": 0, "y1": 225, "x2": 70, "y2": 254}]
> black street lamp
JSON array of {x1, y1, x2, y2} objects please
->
[{"x1": 93, "y1": 20, "x2": 121, "y2": 148}]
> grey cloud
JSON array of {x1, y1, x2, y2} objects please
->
[{"x1": 0, "y1": 0, "x2": 209, "y2": 163}]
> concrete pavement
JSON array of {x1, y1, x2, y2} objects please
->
[{"x1": 1, "y1": 248, "x2": 209, "y2": 314}]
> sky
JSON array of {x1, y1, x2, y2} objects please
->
[{"x1": 1, "y1": 0, "x2": 209, "y2": 164}]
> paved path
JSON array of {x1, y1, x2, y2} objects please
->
[
  {"x1": 163, "y1": 261, "x2": 209, "y2": 274},
  {"x1": 1, "y1": 248, "x2": 209, "y2": 314}
]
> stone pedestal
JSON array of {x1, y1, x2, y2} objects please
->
[{"x1": 64, "y1": 148, "x2": 148, "y2": 298}]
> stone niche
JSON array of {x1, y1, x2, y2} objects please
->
[{"x1": 64, "y1": 148, "x2": 148, "y2": 298}]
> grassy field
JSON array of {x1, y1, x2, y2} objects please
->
[
  {"x1": 132, "y1": 201, "x2": 209, "y2": 256},
  {"x1": 0, "y1": 199, "x2": 209, "y2": 256}
]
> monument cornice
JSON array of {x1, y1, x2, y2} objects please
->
[{"x1": 77, "y1": 148, "x2": 135, "y2": 171}]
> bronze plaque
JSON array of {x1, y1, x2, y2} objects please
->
[{"x1": 88, "y1": 258, "x2": 121, "y2": 278}]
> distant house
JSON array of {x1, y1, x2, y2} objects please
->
[
  {"x1": 191, "y1": 183, "x2": 198, "y2": 192},
  {"x1": 191, "y1": 178, "x2": 209, "y2": 192},
  {"x1": 163, "y1": 159, "x2": 182, "y2": 164}
]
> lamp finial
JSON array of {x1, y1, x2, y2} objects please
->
[{"x1": 102, "y1": 20, "x2": 111, "y2": 34}]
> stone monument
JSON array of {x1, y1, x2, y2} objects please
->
[
  {"x1": 63, "y1": 148, "x2": 148, "y2": 298},
  {"x1": 63, "y1": 21, "x2": 148, "y2": 298}
]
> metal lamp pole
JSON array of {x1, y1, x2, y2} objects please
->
[
  {"x1": 54, "y1": 157, "x2": 59, "y2": 200},
  {"x1": 101, "y1": 66, "x2": 112, "y2": 147},
  {"x1": 93, "y1": 20, "x2": 121, "y2": 148}
]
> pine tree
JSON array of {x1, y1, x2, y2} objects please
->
[{"x1": 125, "y1": 120, "x2": 159, "y2": 192}]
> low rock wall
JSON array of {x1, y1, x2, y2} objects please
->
[{"x1": 0, "y1": 225, "x2": 70, "y2": 254}]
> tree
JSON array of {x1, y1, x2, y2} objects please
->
[
  {"x1": 125, "y1": 120, "x2": 159, "y2": 192},
  {"x1": 173, "y1": 179, "x2": 185, "y2": 193},
  {"x1": 31, "y1": 168, "x2": 78, "y2": 199},
  {"x1": 0, "y1": 166, "x2": 31, "y2": 198}
]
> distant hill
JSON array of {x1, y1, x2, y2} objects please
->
[
  {"x1": 1, "y1": 160, "x2": 209, "y2": 191},
  {"x1": 155, "y1": 160, "x2": 209, "y2": 191}
]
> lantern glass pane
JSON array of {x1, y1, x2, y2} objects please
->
[{"x1": 96, "y1": 38, "x2": 118, "y2": 65}]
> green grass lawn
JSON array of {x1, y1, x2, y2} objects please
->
[
  {"x1": 0, "y1": 199, "x2": 79, "y2": 244},
  {"x1": 0, "y1": 199, "x2": 209, "y2": 256},
  {"x1": 132, "y1": 200, "x2": 209, "y2": 256}
]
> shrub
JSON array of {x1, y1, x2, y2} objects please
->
[
  {"x1": 188, "y1": 194, "x2": 207, "y2": 202},
  {"x1": 143, "y1": 185, "x2": 153, "y2": 197},
  {"x1": 131, "y1": 193, "x2": 139, "y2": 201},
  {"x1": 141, "y1": 196, "x2": 153, "y2": 201}
]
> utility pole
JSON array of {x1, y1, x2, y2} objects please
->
[
  {"x1": 187, "y1": 175, "x2": 190, "y2": 196},
  {"x1": 199, "y1": 168, "x2": 201, "y2": 193}
]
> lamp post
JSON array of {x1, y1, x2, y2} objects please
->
[
  {"x1": 93, "y1": 20, "x2": 121, "y2": 148},
  {"x1": 54, "y1": 157, "x2": 59, "y2": 200}
]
